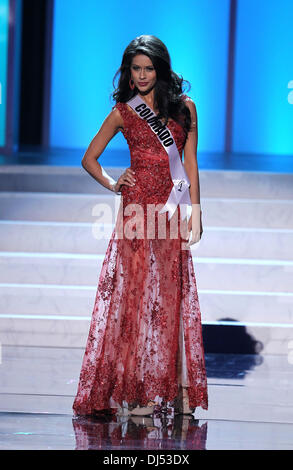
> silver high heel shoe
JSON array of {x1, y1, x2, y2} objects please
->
[
  {"x1": 129, "y1": 400, "x2": 157, "y2": 416},
  {"x1": 116, "y1": 405, "x2": 131, "y2": 416}
]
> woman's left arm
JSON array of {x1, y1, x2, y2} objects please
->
[
  {"x1": 183, "y1": 98, "x2": 203, "y2": 245},
  {"x1": 183, "y1": 98, "x2": 200, "y2": 204}
]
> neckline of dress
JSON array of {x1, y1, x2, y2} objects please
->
[{"x1": 124, "y1": 101, "x2": 180, "y2": 129}]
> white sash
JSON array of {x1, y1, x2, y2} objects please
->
[{"x1": 126, "y1": 94, "x2": 192, "y2": 222}]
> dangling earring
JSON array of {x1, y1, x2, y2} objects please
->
[{"x1": 129, "y1": 78, "x2": 135, "y2": 90}]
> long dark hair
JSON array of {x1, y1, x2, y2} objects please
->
[{"x1": 111, "y1": 35, "x2": 192, "y2": 135}]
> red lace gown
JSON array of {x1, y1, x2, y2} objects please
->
[{"x1": 72, "y1": 94, "x2": 208, "y2": 416}]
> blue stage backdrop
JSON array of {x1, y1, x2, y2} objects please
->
[
  {"x1": 0, "y1": 0, "x2": 9, "y2": 148},
  {"x1": 50, "y1": 0, "x2": 293, "y2": 157},
  {"x1": 50, "y1": 0, "x2": 230, "y2": 153},
  {"x1": 233, "y1": 0, "x2": 293, "y2": 155}
]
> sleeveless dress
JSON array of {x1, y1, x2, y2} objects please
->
[{"x1": 72, "y1": 94, "x2": 208, "y2": 416}]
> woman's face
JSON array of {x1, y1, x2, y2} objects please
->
[{"x1": 130, "y1": 54, "x2": 157, "y2": 93}]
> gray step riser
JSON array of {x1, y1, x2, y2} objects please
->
[
  {"x1": 0, "y1": 222, "x2": 292, "y2": 259},
  {"x1": 0, "y1": 317, "x2": 290, "y2": 355},
  {"x1": 1, "y1": 167, "x2": 292, "y2": 357},
  {"x1": 194, "y1": 387, "x2": 293, "y2": 424},
  {"x1": 1, "y1": 167, "x2": 293, "y2": 199},
  {"x1": 1, "y1": 192, "x2": 293, "y2": 228},
  {"x1": 2, "y1": 350, "x2": 290, "y2": 394},
  {"x1": 1, "y1": 255, "x2": 293, "y2": 291},
  {"x1": 0, "y1": 286, "x2": 292, "y2": 323}
]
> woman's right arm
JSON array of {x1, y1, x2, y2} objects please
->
[{"x1": 81, "y1": 107, "x2": 135, "y2": 193}]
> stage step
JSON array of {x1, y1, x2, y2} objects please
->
[
  {"x1": 0, "y1": 166, "x2": 292, "y2": 353},
  {"x1": 0, "y1": 282, "x2": 292, "y2": 323},
  {"x1": 0, "y1": 191, "x2": 293, "y2": 229},
  {"x1": 0, "y1": 252, "x2": 292, "y2": 291},
  {"x1": 0, "y1": 315, "x2": 291, "y2": 355},
  {"x1": 0, "y1": 220, "x2": 292, "y2": 260},
  {"x1": 1, "y1": 166, "x2": 293, "y2": 199}
]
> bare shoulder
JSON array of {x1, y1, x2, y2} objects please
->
[
  {"x1": 182, "y1": 94, "x2": 196, "y2": 109},
  {"x1": 108, "y1": 104, "x2": 124, "y2": 130},
  {"x1": 182, "y1": 95, "x2": 197, "y2": 121},
  {"x1": 182, "y1": 93, "x2": 194, "y2": 103}
]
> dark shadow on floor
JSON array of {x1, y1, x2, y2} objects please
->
[{"x1": 203, "y1": 317, "x2": 264, "y2": 379}]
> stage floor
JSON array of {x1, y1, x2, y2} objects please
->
[{"x1": 0, "y1": 346, "x2": 293, "y2": 450}]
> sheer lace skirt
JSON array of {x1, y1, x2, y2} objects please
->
[{"x1": 72, "y1": 200, "x2": 208, "y2": 416}]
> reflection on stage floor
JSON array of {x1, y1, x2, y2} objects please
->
[{"x1": 1, "y1": 346, "x2": 293, "y2": 450}]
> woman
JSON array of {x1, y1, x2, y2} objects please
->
[{"x1": 72, "y1": 35, "x2": 208, "y2": 417}]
